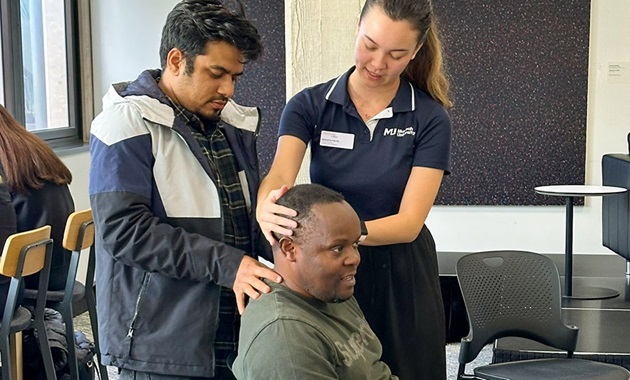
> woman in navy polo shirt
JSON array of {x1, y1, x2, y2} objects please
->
[{"x1": 257, "y1": 0, "x2": 451, "y2": 378}]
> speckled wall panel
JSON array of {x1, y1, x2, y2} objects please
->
[
  {"x1": 433, "y1": 1, "x2": 590, "y2": 205},
  {"x1": 232, "y1": 0, "x2": 285, "y2": 176}
]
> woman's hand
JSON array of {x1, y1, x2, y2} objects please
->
[{"x1": 256, "y1": 185, "x2": 298, "y2": 245}]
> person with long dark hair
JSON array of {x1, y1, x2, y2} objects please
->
[
  {"x1": 0, "y1": 104, "x2": 74, "y2": 293},
  {"x1": 257, "y1": 0, "x2": 451, "y2": 378}
]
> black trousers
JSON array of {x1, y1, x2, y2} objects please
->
[{"x1": 355, "y1": 225, "x2": 446, "y2": 380}]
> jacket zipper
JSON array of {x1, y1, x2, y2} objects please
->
[{"x1": 127, "y1": 272, "x2": 151, "y2": 338}]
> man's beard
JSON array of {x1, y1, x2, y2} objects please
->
[{"x1": 206, "y1": 110, "x2": 221, "y2": 121}]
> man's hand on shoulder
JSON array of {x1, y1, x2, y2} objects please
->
[{"x1": 233, "y1": 256, "x2": 282, "y2": 314}]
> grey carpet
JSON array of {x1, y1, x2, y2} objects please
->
[
  {"x1": 446, "y1": 342, "x2": 494, "y2": 379},
  {"x1": 74, "y1": 313, "x2": 492, "y2": 379}
]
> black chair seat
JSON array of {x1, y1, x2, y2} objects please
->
[
  {"x1": 476, "y1": 358, "x2": 630, "y2": 380},
  {"x1": 24, "y1": 280, "x2": 86, "y2": 303},
  {"x1": 8, "y1": 306, "x2": 33, "y2": 332}
]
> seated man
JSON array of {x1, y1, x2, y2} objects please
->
[{"x1": 233, "y1": 183, "x2": 397, "y2": 379}]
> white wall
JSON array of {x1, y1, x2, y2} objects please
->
[
  {"x1": 65, "y1": 0, "x2": 629, "y2": 257},
  {"x1": 91, "y1": 0, "x2": 180, "y2": 114},
  {"x1": 288, "y1": 0, "x2": 630, "y2": 255}
]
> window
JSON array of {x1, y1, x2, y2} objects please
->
[{"x1": 1, "y1": 0, "x2": 90, "y2": 147}]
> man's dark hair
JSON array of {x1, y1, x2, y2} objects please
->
[
  {"x1": 159, "y1": 0, "x2": 263, "y2": 74},
  {"x1": 275, "y1": 184, "x2": 345, "y2": 244}
]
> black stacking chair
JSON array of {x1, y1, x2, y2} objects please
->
[
  {"x1": 1, "y1": 225, "x2": 56, "y2": 380},
  {"x1": 24, "y1": 209, "x2": 108, "y2": 380},
  {"x1": 602, "y1": 149, "x2": 630, "y2": 275},
  {"x1": 455, "y1": 250, "x2": 630, "y2": 380}
]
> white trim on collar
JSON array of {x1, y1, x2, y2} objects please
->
[
  {"x1": 409, "y1": 82, "x2": 416, "y2": 111},
  {"x1": 325, "y1": 75, "x2": 345, "y2": 100}
]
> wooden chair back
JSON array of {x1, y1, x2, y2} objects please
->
[
  {"x1": 0, "y1": 225, "x2": 51, "y2": 278},
  {"x1": 62, "y1": 209, "x2": 94, "y2": 252}
]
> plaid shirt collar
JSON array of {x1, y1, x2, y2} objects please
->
[{"x1": 170, "y1": 101, "x2": 211, "y2": 134}]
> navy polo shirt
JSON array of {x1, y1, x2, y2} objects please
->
[{"x1": 279, "y1": 67, "x2": 451, "y2": 221}]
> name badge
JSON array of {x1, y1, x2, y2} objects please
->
[{"x1": 320, "y1": 130, "x2": 354, "y2": 150}]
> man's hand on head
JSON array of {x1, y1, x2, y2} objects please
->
[{"x1": 233, "y1": 256, "x2": 282, "y2": 314}]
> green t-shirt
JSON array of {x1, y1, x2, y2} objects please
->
[{"x1": 233, "y1": 281, "x2": 398, "y2": 379}]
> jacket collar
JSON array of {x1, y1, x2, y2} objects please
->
[{"x1": 103, "y1": 69, "x2": 260, "y2": 133}]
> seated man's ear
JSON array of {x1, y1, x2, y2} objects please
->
[{"x1": 279, "y1": 237, "x2": 298, "y2": 262}]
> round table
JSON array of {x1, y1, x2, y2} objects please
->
[{"x1": 535, "y1": 185, "x2": 628, "y2": 300}]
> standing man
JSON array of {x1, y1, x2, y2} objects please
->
[{"x1": 89, "y1": 1, "x2": 280, "y2": 379}]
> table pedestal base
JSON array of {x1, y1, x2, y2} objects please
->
[
  {"x1": 562, "y1": 285, "x2": 619, "y2": 300},
  {"x1": 534, "y1": 186, "x2": 628, "y2": 301}
]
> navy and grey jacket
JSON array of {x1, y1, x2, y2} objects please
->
[{"x1": 89, "y1": 70, "x2": 270, "y2": 377}]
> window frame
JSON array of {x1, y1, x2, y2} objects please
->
[{"x1": 0, "y1": 0, "x2": 86, "y2": 148}]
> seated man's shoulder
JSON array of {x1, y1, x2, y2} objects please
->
[
  {"x1": 235, "y1": 286, "x2": 343, "y2": 379},
  {"x1": 243, "y1": 282, "x2": 322, "y2": 324},
  {"x1": 240, "y1": 282, "x2": 354, "y2": 351}
]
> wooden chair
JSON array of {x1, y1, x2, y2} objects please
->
[
  {"x1": 0, "y1": 225, "x2": 56, "y2": 380},
  {"x1": 24, "y1": 210, "x2": 108, "y2": 380}
]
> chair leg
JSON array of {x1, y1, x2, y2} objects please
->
[
  {"x1": 33, "y1": 318, "x2": 57, "y2": 380},
  {"x1": 60, "y1": 305, "x2": 79, "y2": 380},
  {"x1": 1, "y1": 335, "x2": 13, "y2": 380},
  {"x1": 9, "y1": 332, "x2": 23, "y2": 380},
  {"x1": 86, "y1": 287, "x2": 108, "y2": 380}
]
